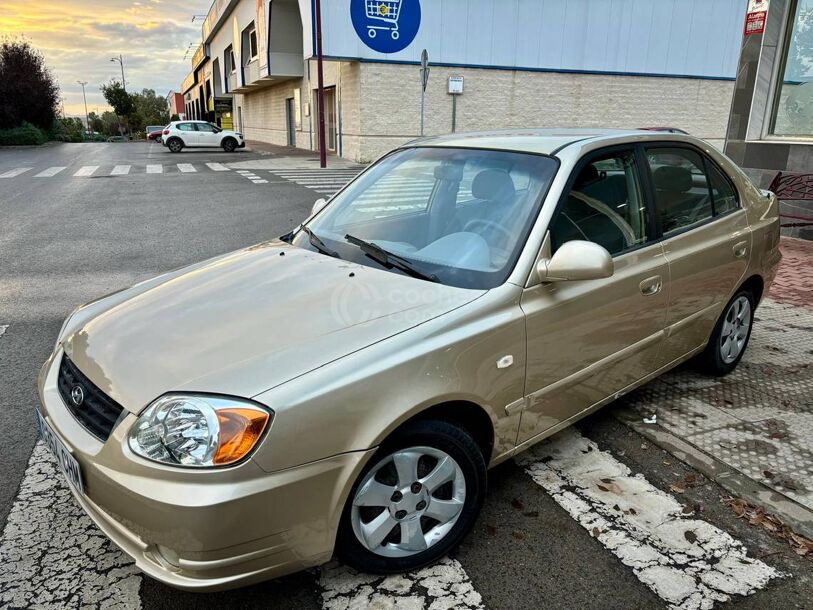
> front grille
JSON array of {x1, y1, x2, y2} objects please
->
[{"x1": 57, "y1": 355, "x2": 124, "y2": 441}]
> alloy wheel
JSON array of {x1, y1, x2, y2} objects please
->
[
  {"x1": 350, "y1": 446, "x2": 466, "y2": 558},
  {"x1": 719, "y1": 295, "x2": 751, "y2": 363}
]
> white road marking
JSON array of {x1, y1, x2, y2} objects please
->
[
  {"x1": 34, "y1": 167, "x2": 67, "y2": 178},
  {"x1": 0, "y1": 325, "x2": 7, "y2": 338},
  {"x1": 206, "y1": 162, "x2": 230, "y2": 172},
  {"x1": 319, "y1": 558, "x2": 483, "y2": 610},
  {"x1": 177, "y1": 164, "x2": 196, "y2": 173},
  {"x1": 146, "y1": 164, "x2": 163, "y2": 174},
  {"x1": 110, "y1": 165, "x2": 131, "y2": 176},
  {"x1": 0, "y1": 443, "x2": 142, "y2": 608},
  {"x1": 0, "y1": 167, "x2": 32, "y2": 178},
  {"x1": 73, "y1": 165, "x2": 99, "y2": 177},
  {"x1": 251, "y1": 180, "x2": 269, "y2": 184},
  {"x1": 516, "y1": 428, "x2": 783, "y2": 610}
]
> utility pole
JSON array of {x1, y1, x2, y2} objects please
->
[
  {"x1": 77, "y1": 81, "x2": 90, "y2": 137},
  {"x1": 315, "y1": 0, "x2": 327, "y2": 168},
  {"x1": 110, "y1": 54, "x2": 126, "y2": 92}
]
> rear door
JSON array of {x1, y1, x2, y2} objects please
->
[
  {"x1": 176, "y1": 122, "x2": 198, "y2": 146},
  {"x1": 642, "y1": 144, "x2": 750, "y2": 366},
  {"x1": 517, "y1": 146, "x2": 669, "y2": 445}
]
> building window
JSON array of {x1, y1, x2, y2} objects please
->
[
  {"x1": 249, "y1": 27, "x2": 258, "y2": 60},
  {"x1": 227, "y1": 46, "x2": 236, "y2": 73},
  {"x1": 770, "y1": 0, "x2": 813, "y2": 137}
]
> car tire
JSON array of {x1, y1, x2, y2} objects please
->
[
  {"x1": 222, "y1": 138, "x2": 237, "y2": 153},
  {"x1": 167, "y1": 138, "x2": 183, "y2": 153},
  {"x1": 697, "y1": 289, "x2": 755, "y2": 376},
  {"x1": 336, "y1": 419, "x2": 486, "y2": 575}
]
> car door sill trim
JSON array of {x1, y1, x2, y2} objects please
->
[{"x1": 664, "y1": 302, "x2": 721, "y2": 338}]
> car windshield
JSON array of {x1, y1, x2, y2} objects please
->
[{"x1": 292, "y1": 147, "x2": 558, "y2": 289}]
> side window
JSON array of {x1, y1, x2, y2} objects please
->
[
  {"x1": 705, "y1": 160, "x2": 739, "y2": 216},
  {"x1": 646, "y1": 147, "x2": 712, "y2": 234},
  {"x1": 178, "y1": 123, "x2": 196, "y2": 132},
  {"x1": 196, "y1": 123, "x2": 216, "y2": 133},
  {"x1": 550, "y1": 150, "x2": 648, "y2": 256}
]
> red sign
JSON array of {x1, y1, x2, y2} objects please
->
[
  {"x1": 744, "y1": 0, "x2": 769, "y2": 35},
  {"x1": 744, "y1": 11, "x2": 767, "y2": 35}
]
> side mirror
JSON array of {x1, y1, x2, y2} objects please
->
[
  {"x1": 311, "y1": 198, "x2": 328, "y2": 216},
  {"x1": 537, "y1": 240, "x2": 613, "y2": 282}
]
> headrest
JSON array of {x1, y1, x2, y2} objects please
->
[
  {"x1": 653, "y1": 166, "x2": 693, "y2": 193},
  {"x1": 574, "y1": 164, "x2": 600, "y2": 188},
  {"x1": 472, "y1": 169, "x2": 516, "y2": 201}
]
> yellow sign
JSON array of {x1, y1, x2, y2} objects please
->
[{"x1": 378, "y1": 3, "x2": 388, "y2": 16}]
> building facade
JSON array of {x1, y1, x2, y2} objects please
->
[
  {"x1": 725, "y1": 0, "x2": 812, "y2": 237},
  {"x1": 181, "y1": 0, "x2": 749, "y2": 163},
  {"x1": 166, "y1": 91, "x2": 186, "y2": 119}
]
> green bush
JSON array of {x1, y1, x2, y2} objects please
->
[{"x1": 0, "y1": 122, "x2": 49, "y2": 145}]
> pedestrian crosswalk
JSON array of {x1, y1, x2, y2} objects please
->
[
  {"x1": 0, "y1": 167, "x2": 32, "y2": 178},
  {"x1": 34, "y1": 166, "x2": 66, "y2": 178},
  {"x1": 270, "y1": 168, "x2": 366, "y2": 195}
]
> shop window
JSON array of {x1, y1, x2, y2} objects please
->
[{"x1": 770, "y1": 0, "x2": 813, "y2": 136}]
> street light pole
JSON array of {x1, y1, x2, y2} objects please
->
[
  {"x1": 77, "y1": 81, "x2": 90, "y2": 138},
  {"x1": 314, "y1": 0, "x2": 327, "y2": 168},
  {"x1": 110, "y1": 54, "x2": 126, "y2": 92}
]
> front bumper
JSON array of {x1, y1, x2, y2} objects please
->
[
  {"x1": 237, "y1": 140, "x2": 246, "y2": 149},
  {"x1": 36, "y1": 350, "x2": 374, "y2": 591}
]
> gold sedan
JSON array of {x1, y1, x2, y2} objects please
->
[{"x1": 36, "y1": 129, "x2": 781, "y2": 590}]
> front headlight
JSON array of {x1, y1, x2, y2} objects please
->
[{"x1": 128, "y1": 394, "x2": 271, "y2": 468}]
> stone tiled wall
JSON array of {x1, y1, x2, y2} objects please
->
[
  {"x1": 355, "y1": 63, "x2": 736, "y2": 163},
  {"x1": 239, "y1": 60, "x2": 736, "y2": 164}
]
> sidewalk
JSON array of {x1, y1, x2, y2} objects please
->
[
  {"x1": 616, "y1": 237, "x2": 813, "y2": 538},
  {"x1": 236, "y1": 140, "x2": 364, "y2": 170}
]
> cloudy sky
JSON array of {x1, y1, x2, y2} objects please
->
[{"x1": 0, "y1": 0, "x2": 210, "y2": 116}]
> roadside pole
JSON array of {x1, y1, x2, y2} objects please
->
[
  {"x1": 77, "y1": 81, "x2": 90, "y2": 138},
  {"x1": 420, "y1": 49, "x2": 429, "y2": 136},
  {"x1": 315, "y1": 0, "x2": 327, "y2": 168}
]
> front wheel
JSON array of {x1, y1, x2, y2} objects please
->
[
  {"x1": 222, "y1": 138, "x2": 237, "y2": 152},
  {"x1": 336, "y1": 420, "x2": 486, "y2": 574},
  {"x1": 698, "y1": 290, "x2": 755, "y2": 376}
]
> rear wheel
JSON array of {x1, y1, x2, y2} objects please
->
[
  {"x1": 167, "y1": 138, "x2": 183, "y2": 153},
  {"x1": 336, "y1": 419, "x2": 486, "y2": 574},
  {"x1": 698, "y1": 290, "x2": 754, "y2": 376},
  {"x1": 222, "y1": 138, "x2": 237, "y2": 152}
]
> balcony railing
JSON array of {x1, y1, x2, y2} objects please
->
[
  {"x1": 243, "y1": 60, "x2": 260, "y2": 85},
  {"x1": 227, "y1": 71, "x2": 238, "y2": 92}
]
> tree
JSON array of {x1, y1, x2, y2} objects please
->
[
  {"x1": 100, "y1": 111, "x2": 124, "y2": 136},
  {"x1": 86, "y1": 111, "x2": 104, "y2": 134},
  {"x1": 101, "y1": 80, "x2": 134, "y2": 117},
  {"x1": 0, "y1": 39, "x2": 60, "y2": 129}
]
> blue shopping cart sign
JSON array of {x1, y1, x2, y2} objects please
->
[{"x1": 350, "y1": 0, "x2": 421, "y2": 54}]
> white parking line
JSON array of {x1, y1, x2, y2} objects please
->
[
  {"x1": 0, "y1": 325, "x2": 7, "y2": 338},
  {"x1": 0, "y1": 168, "x2": 32, "y2": 178},
  {"x1": 516, "y1": 428, "x2": 782, "y2": 610},
  {"x1": 34, "y1": 167, "x2": 66, "y2": 178},
  {"x1": 0, "y1": 443, "x2": 142, "y2": 608},
  {"x1": 319, "y1": 558, "x2": 483, "y2": 610},
  {"x1": 206, "y1": 163, "x2": 230, "y2": 172},
  {"x1": 177, "y1": 164, "x2": 196, "y2": 173},
  {"x1": 146, "y1": 164, "x2": 163, "y2": 174},
  {"x1": 73, "y1": 166, "x2": 98, "y2": 177},
  {"x1": 110, "y1": 165, "x2": 131, "y2": 176}
]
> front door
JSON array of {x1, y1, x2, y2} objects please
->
[
  {"x1": 642, "y1": 145, "x2": 750, "y2": 366},
  {"x1": 286, "y1": 98, "x2": 296, "y2": 146},
  {"x1": 320, "y1": 87, "x2": 337, "y2": 153},
  {"x1": 517, "y1": 146, "x2": 669, "y2": 445},
  {"x1": 194, "y1": 122, "x2": 220, "y2": 147}
]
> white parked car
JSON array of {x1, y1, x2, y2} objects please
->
[{"x1": 161, "y1": 120, "x2": 245, "y2": 153}]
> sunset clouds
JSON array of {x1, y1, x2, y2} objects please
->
[{"x1": 0, "y1": 0, "x2": 209, "y2": 115}]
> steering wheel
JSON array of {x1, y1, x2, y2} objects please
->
[{"x1": 463, "y1": 219, "x2": 514, "y2": 245}]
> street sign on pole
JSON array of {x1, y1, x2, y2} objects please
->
[{"x1": 419, "y1": 49, "x2": 429, "y2": 136}]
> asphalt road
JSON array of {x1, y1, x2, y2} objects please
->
[{"x1": 0, "y1": 142, "x2": 810, "y2": 609}]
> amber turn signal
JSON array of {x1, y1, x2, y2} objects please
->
[{"x1": 213, "y1": 408, "x2": 270, "y2": 465}]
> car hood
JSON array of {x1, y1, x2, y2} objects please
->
[{"x1": 63, "y1": 241, "x2": 483, "y2": 413}]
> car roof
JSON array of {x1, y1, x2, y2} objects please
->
[{"x1": 405, "y1": 128, "x2": 691, "y2": 156}]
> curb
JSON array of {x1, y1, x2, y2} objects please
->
[{"x1": 614, "y1": 406, "x2": 813, "y2": 539}]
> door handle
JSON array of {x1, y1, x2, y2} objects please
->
[
  {"x1": 733, "y1": 241, "x2": 748, "y2": 258},
  {"x1": 639, "y1": 275, "x2": 662, "y2": 296}
]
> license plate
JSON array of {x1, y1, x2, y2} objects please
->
[{"x1": 36, "y1": 410, "x2": 84, "y2": 495}]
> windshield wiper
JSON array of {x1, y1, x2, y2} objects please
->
[
  {"x1": 344, "y1": 234, "x2": 439, "y2": 283},
  {"x1": 299, "y1": 225, "x2": 339, "y2": 258}
]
